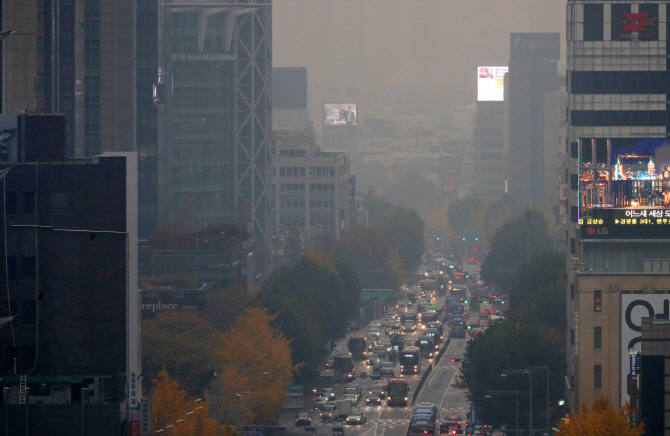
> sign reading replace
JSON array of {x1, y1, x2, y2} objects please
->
[{"x1": 620, "y1": 294, "x2": 669, "y2": 406}]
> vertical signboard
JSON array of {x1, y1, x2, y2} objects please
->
[
  {"x1": 141, "y1": 396, "x2": 153, "y2": 435},
  {"x1": 620, "y1": 294, "x2": 669, "y2": 406}
]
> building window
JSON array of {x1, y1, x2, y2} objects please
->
[
  {"x1": 21, "y1": 192, "x2": 35, "y2": 215},
  {"x1": 50, "y1": 192, "x2": 73, "y2": 215},
  {"x1": 594, "y1": 365, "x2": 602, "y2": 388},
  {"x1": 4, "y1": 192, "x2": 16, "y2": 215},
  {"x1": 4, "y1": 257, "x2": 16, "y2": 280},
  {"x1": 594, "y1": 327, "x2": 602, "y2": 349},
  {"x1": 21, "y1": 257, "x2": 36, "y2": 280},
  {"x1": 20, "y1": 301, "x2": 36, "y2": 326},
  {"x1": 594, "y1": 290, "x2": 602, "y2": 312}
]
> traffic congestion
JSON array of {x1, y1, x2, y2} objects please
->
[{"x1": 279, "y1": 252, "x2": 509, "y2": 436}]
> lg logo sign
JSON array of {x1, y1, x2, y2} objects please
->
[
  {"x1": 621, "y1": 295, "x2": 669, "y2": 405},
  {"x1": 587, "y1": 227, "x2": 608, "y2": 235}
]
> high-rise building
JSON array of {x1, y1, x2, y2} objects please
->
[
  {"x1": 506, "y1": 33, "x2": 562, "y2": 209},
  {"x1": 156, "y1": 1, "x2": 272, "y2": 263},
  {"x1": 1, "y1": 0, "x2": 136, "y2": 158},
  {"x1": 565, "y1": 1, "x2": 670, "y2": 413},
  {"x1": 473, "y1": 101, "x2": 506, "y2": 200},
  {"x1": 0, "y1": 115, "x2": 138, "y2": 434}
]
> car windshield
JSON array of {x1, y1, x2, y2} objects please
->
[
  {"x1": 371, "y1": 386, "x2": 384, "y2": 393},
  {"x1": 382, "y1": 363, "x2": 393, "y2": 368},
  {"x1": 350, "y1": 413, "x2": 362, "y2": 417},
  {"x1": 323, "y1": 406, "x2": 335, "y2": 412},
  {"x1": 298, "y1": 413, "x2": 309, "y2": 418}
]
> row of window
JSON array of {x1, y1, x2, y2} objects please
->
[
  {"x1": 277, "y1": 167, "x2": 336, "y2": 177},
  {"x1": 571, "y1": 110, "x2": 669, "y2": 127},
  {"x1": 278, "y1": 217, "x2": 335, "y2": 228},
  {"x1": 279, "y1": 201, "x2": 335, "y2": 210},
  {"x1": 571, "y1": 71, "x2": 670, "y2": 94},
  {"x1": 1, "y1": 257, "x2": 37, "y2": 280},
  {"x1": 278, "y1": 150, "x2": 307, "y2": 157},
  {"x1": 4, "y1": 192, "x2": 76, "y2": 216},
  {"x1": 278, "y1": 184, "x2": 336, "y2": 193}
]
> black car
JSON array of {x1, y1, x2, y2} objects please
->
[
  {"x1": 367, "y1": 384, "x2": 385, "y2": 405},
  {"x1": 295, "y1": 412, "x2": 312, "y2": 426}
]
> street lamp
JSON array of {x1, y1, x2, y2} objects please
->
[
  {"x1": 485, "y1": 391, "x2": 519, "y2": 435},
  {"x1": 502, "y1": 366, "x2": 550, "y2": 435}
]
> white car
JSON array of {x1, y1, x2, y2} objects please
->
[{"x1": 346, "y1": 412, "x2": 367, "y2": 425}]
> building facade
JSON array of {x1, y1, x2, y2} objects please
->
[
  {"x1": 507, "y1": 33, "x2": 562, "y2": 210},
  {"x1": 1, "y1": 0, "x2": 136, "y2": 158},
  {"x1": 0, "y1": 119, "x2": 138, "y2": 433},
  {"x1": 472, "y1": 101, "x2": 506, "y2": 201},
  {"x1": 565, "y1": 0, "x2": 670, "y2": 414},
  {"x1": 156, "y1": 0, "x2": 272, "y2": 264},
  {"x1": 271, "y1": 130, "x2": 352, "y2": 258}
]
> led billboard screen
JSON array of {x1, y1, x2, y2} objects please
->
[
  {"x1": 579, "y1": 138, "x2": 670, "y2": 230},
  {"x1": 477, "y1": 66, "x2": 508, "y2": 101},
  {"x1": 324, "y1": 103, "x2": 357, "y2": 126}
]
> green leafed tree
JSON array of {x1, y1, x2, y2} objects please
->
[{"x1": 371, "y1": 205, "x2": 425, "y2": 271}]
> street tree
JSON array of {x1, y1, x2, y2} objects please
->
[
  {"x1": 371, "y1": 205, "x2": 425, "y2": 270},
  {"x1": 143, "y1": 311, "x2": 223, "y2": 397},
  {"x1": 214, "y1": 307, "x2": 300, "y2": 425},
  {"x1": 480, "y1": 208, "x2": 553, "y2": 291},
  {"x1": 555, "y1": 396, "x2": 644, "y2": 436},
  {"x1": 151, "y1": 369, "x2": 218, "y2": 436}
]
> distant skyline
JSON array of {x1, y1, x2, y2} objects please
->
[{"x1": 273, "y1": 0, "x2": 565, "y2": 98}]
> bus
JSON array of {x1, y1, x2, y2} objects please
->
[
  {"x1": 333, "y1": 354, "x2": 356, "y2": 382},
  {"x1": 347, "y1": 336, "x2": 367, "y2": 360},
  {"x1": 416, "y1": 335, "x2": 435, "y2": 359},
  {"x1": 421, "y1": 310, "x2": 438, "y2": 328},
  {"x1": 401, "y1": 312, "x2": 418, "y2": 332},
  {"x1": 386, "y1": 377, "x2": 410, "y2": 406},
  {"x1": 399, "y1": 346, "x2": 422, "y2": 374}
]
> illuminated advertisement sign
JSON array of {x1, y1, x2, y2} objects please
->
[
  {"x1": 477, "y1": 66, "x2": 508, "y2": 102},
  {"x1": 579, "y1": 138, "x2": 670, "y2": 237},
  {"x1": 620, "y1": 294, "x2": 669, "y2": 406},
  {"x1": 324, "y1": 103, "x2": 357, "y2": 126}
]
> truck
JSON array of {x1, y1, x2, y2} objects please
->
[
  {"x1": 347, "y1": 336, "x2": 367, "y2": 360},
  {"x1": 319, "y1": 399, "x2": 352, "y2": 421},
  {"x1": 386, "y1": 377, "x2": 410, "y2": 406}
]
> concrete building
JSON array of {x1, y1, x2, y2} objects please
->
[
  {"x1": 565, "y1": 0, "x2": 670, "y2": 414},
  {"x1": 543, "y1": 88, "x2": 568, "y2": 237},
  {"x1": 472, "y1": 101, "x2": 506, "y2": 201},
  {"x1": 273, "y1": 67, "x2": 311, "y2": 131},
  {"x1": 1, "y1": 0, "x2": 136, "y2": 158},
  {"x1": 271, "y1": 130, "x2": 352, "y2": 259},
  {"x1": 506, "y1": 33, "x2": 562, "y2": 210},
  {"x1": 156, "y1": 1, "x2": 272, "y2": 270},
  {"x1": 0, "y1": 115, "x2": 138, "y2": 434},
  {"x1": 640, "y1": 316, "x2": 670, "y2": 435}
]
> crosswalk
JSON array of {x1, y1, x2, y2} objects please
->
[{"x1": 309, "y1": 419, "x2": 410, "y2": 428}]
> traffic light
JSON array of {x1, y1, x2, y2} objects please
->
[
  {"x1": 437, "y1": 237, "x2": 440, "y2": 240},
  {"x1": 563, "y1": 414, "x2": 570, "y2": 426},
  {"x1": 475, "y1": 237, "x2": 478, "y2": 241}
]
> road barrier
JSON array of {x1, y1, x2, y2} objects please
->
[{"x1": 410, "y1": 337, "x2": 451, "y2": 406}]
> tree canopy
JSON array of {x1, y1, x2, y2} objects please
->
[
  {"x1": 479, "y1": 207, "x2": 554, "y2": 291},
  {"x1": 555, "y1": 396, "x2": 644, "y2": 436},
  {"x1": 463, "y1": 252, "x2": 567, "y2": 431},
  {"x1": 256, "y1": 253, "x2": 360, "y2": 382},
  {"x1": 370, "y1": 203, "x2": 425, "y2": 270}
]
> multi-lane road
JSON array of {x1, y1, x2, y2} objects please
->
[{"x1": 279, "y1": 302, "x2": 474, "y2": 436}]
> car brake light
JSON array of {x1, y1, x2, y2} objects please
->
[{"x1": 451, "y1": 358, "x2": 456, "y2": 362}]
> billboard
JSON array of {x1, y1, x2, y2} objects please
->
[
  {"x1": 324, "y1": 103, "x2": 357, "y2": 126},
  {"x1": 620, "y1": 294, "x2": 669, "y2": 406},
  {"x1": 477, "y1": 66, "x2": 508, "y2": 101},
  {"x1": 579, "y1": 138, "x2": 670, "y2": 235}
]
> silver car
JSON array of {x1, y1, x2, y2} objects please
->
[{"x1": 346, "y1": 412, "x2": 367, "y2": 425}]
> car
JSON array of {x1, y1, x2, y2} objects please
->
[
  {"x1": 314, "y1": 395, "x2": 329, "y2": 409},
  {"x1": 367, "y1": 327, "x2": 381, "y2": 337},
  {"x1": 367, "y1": 355, "x2": 382, "y2": 365},
  {"x1": 346, "y1": 412, "x2": 367, "y2": 425},
  {"x1": 344, "y1": 385, "x2": 361, "y2": 400},
  {"x1": 321, "y1": 388, "x2": 336, "y2": 402},
  {"x1": 367, "y1": 384, "x2": 385, "y2": 405},
  {"x1": 380, "y1": 361, "x2": 395, "y2": 377},
  {"x1": 343, "y1": 393, "x2": 358, "y2": 405},
  {"x1": 409, "y1": 417, "x2": 435, "y2": 435},
  {"x1": 295, "y1": 412, "x2": 312, "y2": 426}
]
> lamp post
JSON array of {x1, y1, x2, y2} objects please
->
[
  {"x1": 485, "y1": 391, "x2": 519, "y2": 435},
  {"x1": 222, "y1": 366, "x2": 268, "y2": 434},
  {"x1": 501, "y1": 370, "x2": 531, "y2": 435},
  {"x1": 502, "y1": 366, "x2": 550, "y2": 436}
]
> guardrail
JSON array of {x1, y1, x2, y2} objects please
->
[{"x1": 410, "y1": 336, "x2": 451, "y2": 406}]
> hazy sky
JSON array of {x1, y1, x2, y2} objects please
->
[{"x1": 274, "y1": 0, "x2": 566, "y2": 96}]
